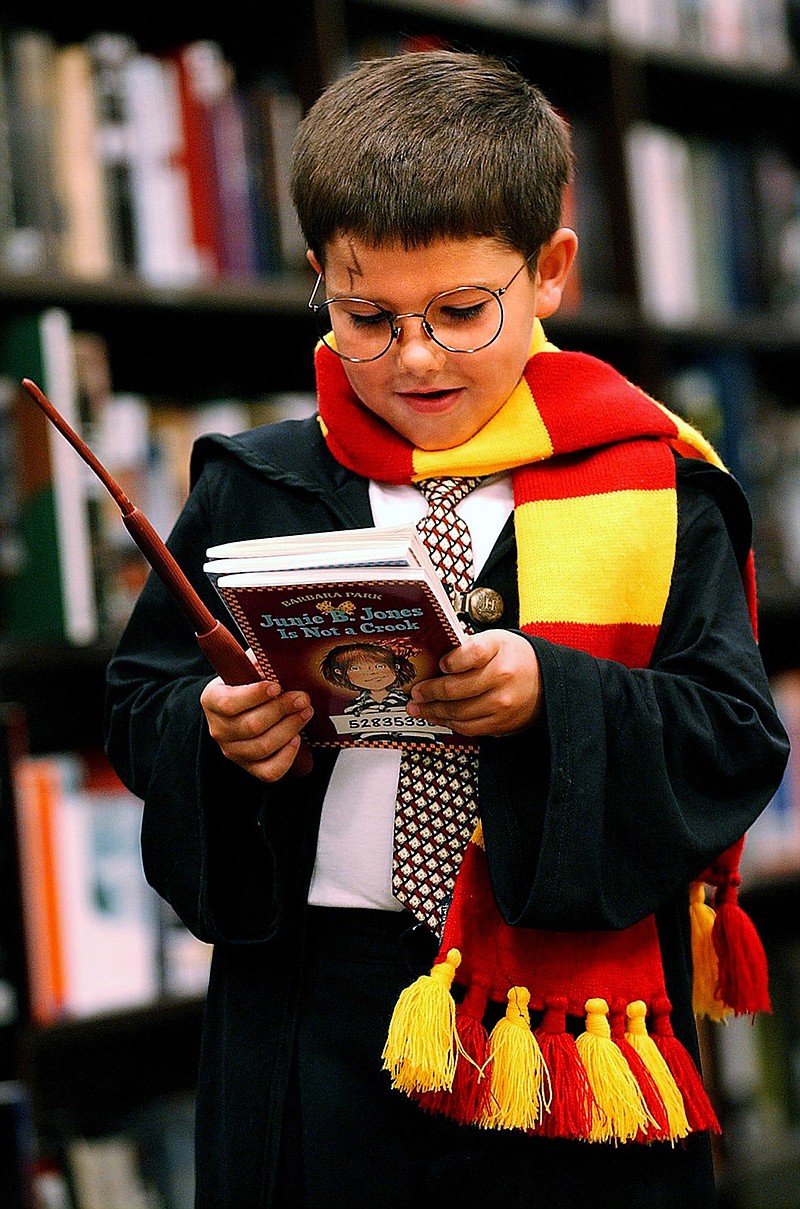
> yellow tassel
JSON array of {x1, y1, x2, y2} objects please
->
[
  {"x1": 480, "y1": 986, "x2": 551, "y2": 1130},
  {"x1": 624, "y1": 1001, "x2": 690, "y2": 1142},
  {"x1": 471, "y1": 819, "x2": 485, "y2": 849},
  {"x1": 689, "y1": 882, "x2": 731, "y2": 1021},
  {"x1": 575, "y1": 998, "x2": 652, "y2": 1143},
  {"x1": 382, "y1": 949, "x2": 461, "y2": 1093}
]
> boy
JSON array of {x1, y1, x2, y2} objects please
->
[{"x1": 104, "y1": 50, "x2": 789, "y2": 1208}]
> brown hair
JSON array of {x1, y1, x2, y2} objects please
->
[
  {"x1": 320, "y1": 643, "x2": 417, "y2": 691},
  {"x1": 291, "y1": 49, "x2": 573, "y2": 265}
]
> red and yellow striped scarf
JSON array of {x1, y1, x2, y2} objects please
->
[{"x1": 316, "y1": 323, "x2": 767, "y2": 1143}]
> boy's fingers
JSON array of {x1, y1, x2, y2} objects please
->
[
  {"x1": 439, "y1": 634, "x2": 493, "y2": 674},
  {"x1": 409, "y1": 674, "x2": 482, "y2": 707},
  {"x1": 202, "y1": 675, "x2": 281, "y2": 718}
]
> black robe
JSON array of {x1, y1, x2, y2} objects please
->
[{"x1": 104, "y1": 416, "x2": 789, "y2": 1209}]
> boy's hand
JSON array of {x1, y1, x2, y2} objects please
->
[
  {"x1": 406, "y1": 630, "x2": 542, "y2": 737},
  {"x1": 200, "y1": 675, "x2": 313, "y2": 782}
]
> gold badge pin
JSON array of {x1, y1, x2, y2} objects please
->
[{"x1": 457, "y1": 587, "x2": 504, "y2": 625}]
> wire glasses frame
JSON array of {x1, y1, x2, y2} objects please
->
[{"x1": 307, "y1": 252, "x2": 537, "y2": 363}]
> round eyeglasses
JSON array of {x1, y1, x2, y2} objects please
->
[{"x1": 307, "y1": 254, "x2": 535, "y2": 363}]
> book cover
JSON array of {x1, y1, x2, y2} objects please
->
[
  {"x1": 210, "y1": 531, "x2": 470, "y2": 749},
  {"x1": 0, "y1": 308, "x2": 99, "y2": 644}
]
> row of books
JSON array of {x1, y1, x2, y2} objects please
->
[
  {"x1": 6, "y1": 303, "x2": 800, "y2": 649},
  {"x1": 0, "y1": 307, "x2": 316, "y2": 646},
  {"x1": 7, "y1": 303, "x2": 800, "y2": 648},
  {"x1": 606, "y1": 0, "x2": 793, "y2": 64},
  {"x1": 0, "y1": 28, "x2": 305, "y2": 284},
  {"x1": 11, "y1": 744, "x2": 212, "y2": 1027},
  {"x1": 625, "y1": 124, "x2": 800, "y2": 324},
  {"x1": 352, "y1": 0, "x2": 795, "y2": 67}
]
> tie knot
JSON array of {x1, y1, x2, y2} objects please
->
[{"x1": 417, "y1": 476, "x2": 484, "y2": 509}]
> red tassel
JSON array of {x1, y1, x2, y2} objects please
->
[
  {"x1": 448, "y1": 982, "x2": 492, "y2": 1124},
  {"x1": 649, "y1": 997, "x2": 721, "y2": 1135},
  {"x1": 409, "y1": 981, "x2": 490, "y2": 1124},
  {"x1": 533, "y1": 997, "x2": 596, "y2": 1140},
  {"x1": 609, "y1": 1002, "x2": 669, "y2": 1142},
  {"x1": 702, "y1": 836, "x2": 771, "y2": 1016},
  {"x1": 712, "y1": 888, "x2": 771, "y2": 1016}
]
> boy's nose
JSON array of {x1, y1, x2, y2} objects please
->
[{"x1": 392, "y1": 315, "x2": 446, "y2": 370}]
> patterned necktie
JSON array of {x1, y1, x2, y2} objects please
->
[{"x1": 392, "y1": 477, "x2": 483, "y2": 935}]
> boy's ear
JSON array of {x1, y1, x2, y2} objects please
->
[
  {"x1": 307, "y1": 249, "x2": 322, "y2": 275},
  {"x1": 534, "y1": 228, "x2": 579, "y2": 318}
]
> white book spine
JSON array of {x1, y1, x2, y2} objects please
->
[
  {"x1": 124, "y1": 54, "x2": 200, "y2": 284},
  {"x1": 625, "y1": 123, "x2": 699, "y2": 323},
  {"x1": 41, "y1": 308, "x2": 99, "y2": 645}
]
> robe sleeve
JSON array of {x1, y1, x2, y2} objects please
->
[{"x1": 479, "y1": 468, "x2": 790, "y2": 932}]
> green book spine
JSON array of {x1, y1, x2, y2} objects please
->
[{"x1": 0, "y1": 309, "x2": 97, "y2": 644}]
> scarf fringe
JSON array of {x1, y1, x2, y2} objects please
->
[
  {"x1": 382, "y1": 957, "x2": 722, "y2": 1142},
  {"x1": 690, "y1": 836, "x2": 771, "y2": 1020}
]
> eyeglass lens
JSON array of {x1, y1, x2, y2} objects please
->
[{"x1": 315, "y1": 287, "x2": 504, "y2": 361}]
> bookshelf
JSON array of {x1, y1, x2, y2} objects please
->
[{"x1": 0, "y1": 0, "x2": 799, "y2": 1204}]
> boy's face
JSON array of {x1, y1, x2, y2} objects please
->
[{"x1": 313, "y1": 233, "x2": 574, "y2": 451}]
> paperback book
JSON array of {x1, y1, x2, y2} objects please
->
[{"x1": 205, "y1": 524, "x2": 470, "y2": 749}]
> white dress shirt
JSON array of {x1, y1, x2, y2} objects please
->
[{"x1": 307, "y1": 475, "x2": 513, "y2": 909}]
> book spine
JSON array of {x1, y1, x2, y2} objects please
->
[
  {"x1": 624, "y1": 122, "x2": 699, "y2": 322},
  {"x1": 209, "y1": 83, "x2": 260, "y2": 278},
  {"x1": 0, "y1": 33, "x2": 19, "y2": 273},
  {"x1": 85, "y1": 32, "x2": 140, "y2": 274},
  {"x1": 12, "y1": 755, "x2": 68, "y2": 1025},
  {"x1": 2, "y1": 28, "x2": 63, "y2": 274},
  {"x1": 0, "y1": 308, "x2": 99, "y2": 645},
  {"x1": 123, "y1": 52, "x2": 200, "y2": 285},
  {"x1": 245, "y1": 77, "x2": 306, "y2": 273},
  {"x1": 51, "y1": 43, "x2": 114, "y2": 280},
  {"x1": 172, "y1": 40, "x2": 227, "y2": 278}
]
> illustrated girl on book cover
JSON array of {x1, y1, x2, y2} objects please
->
[{"x1": 319, "y1": 641, "x2": 417, "y2": 716}]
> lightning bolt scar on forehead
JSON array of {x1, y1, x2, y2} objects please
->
[{"x1": 345, "y1": 242, "x2": 364, "y2": 293}]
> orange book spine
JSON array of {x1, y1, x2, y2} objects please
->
[{"x1": 14, "y1": 758, "x2": 66, "y2": 1023}]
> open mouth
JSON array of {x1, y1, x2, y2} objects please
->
[{"x1": 399, "y1": 387, "x2": 462, "y2": 413}]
